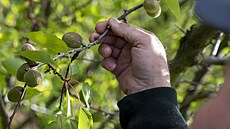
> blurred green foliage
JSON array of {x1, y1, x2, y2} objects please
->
[{"x1": 0, "y1": 0, "x2": 229, "y2": 129}]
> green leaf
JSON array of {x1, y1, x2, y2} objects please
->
[
  {"x1": 81, "y1": 83, "x2": 91, "y2": 108},
  {"x1": 70, "y1": 119, "x2": 78, "y2": 129},
  {"x1": 0, "y1": 75, "x2": 6, "y2": 90},
  {"x1": 82, "y1": 108, "x2": 93, "y2": 128},
  {"x1": 164, "y1": 0, "x2": 181, "y2": 19},
  {"x1": 0, "y1": 64, "x2": 7, "y2": 75},
  {"x1": 44, "y1": 122, "x2": 60, "y2": 129},
  {"x1": 64, "y1": 121, "x2": 73, "y2": 129},
  {"x1": 78, "y1": 108, "x2": 93, "y2": 129},
  {"x1": 15, "y1": 51, "x2": 54, "y2": 64},
  {"x1": 23, "y1": 31, "x2": 68, "y2": 53},
  {"x1": 1, "y1": 58, "x2": 24, "y2": 76},
  {"x1": 71, "y1": 64, "x2": 79, "y2": 76},
  {"x1": 24, "y1": 87, "x2": 41, "y2": 100},
  {"x1": 92, "y1": 112, "x2": 106, "y2": 122},
  {"x1": 66, "y1": 88, "x2": 72, "y2": 118}
]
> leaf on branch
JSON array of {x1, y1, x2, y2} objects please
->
[
  {"x1": 78, "y1": 108, "x2": 93, "y2": 129},
  {"x1": 23, "y1": 31, "x2": 68, "y2": 53},
  {"x1": 92, "y1": 112, "x2": 106, "y2": 122},
  {"x1": 15, "y1": 51, "x2": 54, "y2": 64},
  {"x1": 79, "y1": 83, "x2": 91, "y2": 108},
  {"x1": 70, "y1": 119, "x2": 78, "y2": 129},
  {"x1": 66, "y1": 88, "x2": 72, "y2": 118},
  {"x1": 44, "y1": 121, "x2": 59, "y2": 129},
  {"x1": 1, "y1": 58, "x2": 24, "y2": 76},
  {"x1": 24, "y1": 87, "x2": 41, "y2": 100},
  {"x1": 164, "y1": 0, "x2": 181, "y2": 19}
]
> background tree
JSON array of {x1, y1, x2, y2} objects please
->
[{"x1": 0, "y1": 0, "x2": 229, "y2": 129}]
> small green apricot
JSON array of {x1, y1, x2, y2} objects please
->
[
  {"x1": 21, "y1": 43, "x2": 36, "y2": 51},
  {"x1": 24, "y1": 69, "x2": 42, "y2": 87},
  {"x1": 7, "y1": 86, "x2": 24, "y2": 102},
  {"x1": 21, "y1": 43, "x2": 37, "y2": 65},
  {"x1": 16, "y1": 63, "x2": 30, "y2": 82},
  {"x1": 62, "y1": 32, "x2": 83, "y2": 48},
  {"x1": 146, "y1": 6, "x2": 161, "y2": 18},
  {"x1": 143, "y1": 0, "x2": 161, "y2": 18}
]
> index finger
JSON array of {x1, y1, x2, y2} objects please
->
[{"x1": 95, "y1": 21, "x2": 109, "y2": 34}]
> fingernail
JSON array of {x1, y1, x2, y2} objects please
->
[
  {"x1": 109, "y1": 18, "x2": 120, "y2": 26},
  {"x1": 106, "y1": 63, "x2": 116, "y2": 71},
  {"x1": 108, "y1": 63, "x2": 116, "y2": 71}
]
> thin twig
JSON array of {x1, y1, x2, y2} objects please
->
[
  {"x1": 45, "y1": 64, "x2": 65, "y2": 81},
  {"x1": 59, "y1": 82, "x2": 67, "y2": 109},
  {"x1": 68, "y1": 82, "x2": 82, "y2": 106},
  {"x1": 90, "y1": 106, "x2": 118, "y2": 116},
  {"x1": 76, "y1": 57, "x2": 101, "y2": 62},
  {"x1": 202, "y1": 56, "x2": 230, "y2": 65},
  {"x1": 99, "y1": 113, "x2": 118, "y2": 129},
  {"x1": 7, "y1": 84, "x2": 27, "y2": 129},
  {"x1": 59, "y1": 50, "x2": 80, "y2": 109}
]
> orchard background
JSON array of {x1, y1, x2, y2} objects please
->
[{"x1": 0, "y1": 0, "x2": 229, "y2": 129}]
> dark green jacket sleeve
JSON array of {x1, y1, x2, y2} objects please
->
[{"x1": 117, "y1": 87, "x2": 187, "y2": 129}]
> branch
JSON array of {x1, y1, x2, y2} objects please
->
[
  {"x1": 99, "y1": 112, "x2": 118, "y2": 129},
  {"x1": 180, "y1": 90, "x2": 214, "y2": 110},
  {"x1": 179, "y1": 34, "x2": 229, "y2": 119},
  {"x1": 7, "y1": 84, "x2": 27, "y2": 129},
  {"x1": 90, "y1": 106, "x2": 118, "y2": 116},
  {"x1": 75, "y1": 0, "x2": 93, "y2": 10},
  {"x1": 45, "y1": 64, "x2": 65, "y2": 81},
  {"x1": 202, "y1": 56, "x2": 230, "y2": 65},
  {"x1": 169, "y1": 24, "x2": 218, "y2": 85},
  {"x1": 34, "y1": 3, "x2": 143, "y2": 69}
]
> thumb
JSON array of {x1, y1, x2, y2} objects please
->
[{"x1": 108, "y1": 18, "x2": 152, "y2": 47}]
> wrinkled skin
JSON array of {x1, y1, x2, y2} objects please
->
[{"x1": 90, "y1": 18, "x2": 170, "y2": 94}]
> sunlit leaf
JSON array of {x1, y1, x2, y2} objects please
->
[
  {"x1": 78, "y1": 108, "x2": 92, "y2": 129},
  {"x1": 23, "y1": 31, "x2": 68, "y2": 53},
  {"x1": 81, "y1": 83, "x2": 91, "y2": 108},
  {"x1": 164, "y1": 0, "x2": 181, "y2": 19},
  {"x1": 66, "y1": 88, "x2": 72, "y2": 118},
  {"x1": 15, "y1": 51, "x2": 54, "y2": 64},
  {"x1": 82, "y1": 108, "x2": 93, "y2": 128}
]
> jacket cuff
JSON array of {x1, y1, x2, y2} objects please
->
[{"x1": 118, "y1": 87, "x2": 186, "y2": 129}]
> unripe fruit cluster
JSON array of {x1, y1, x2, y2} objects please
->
[
  {"x1": 9, "y1": 43, "x2": 43, "y2": 102},
  {"x1": 17, "y1": 44, "x2": 42, "y2": 87},
  {"x1": 16, "y1": 64, "x2": 42, "y2": 88},
  {"x1": 143, "y1": 0, "x2": 161, "y2": 18},
  {"x1": 62, "y1": 32, "x2": 83, "y2": 48}
]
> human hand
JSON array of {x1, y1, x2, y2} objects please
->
[{"x1": 89, "y1": 18, "x2": 170, "y2": 94}]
